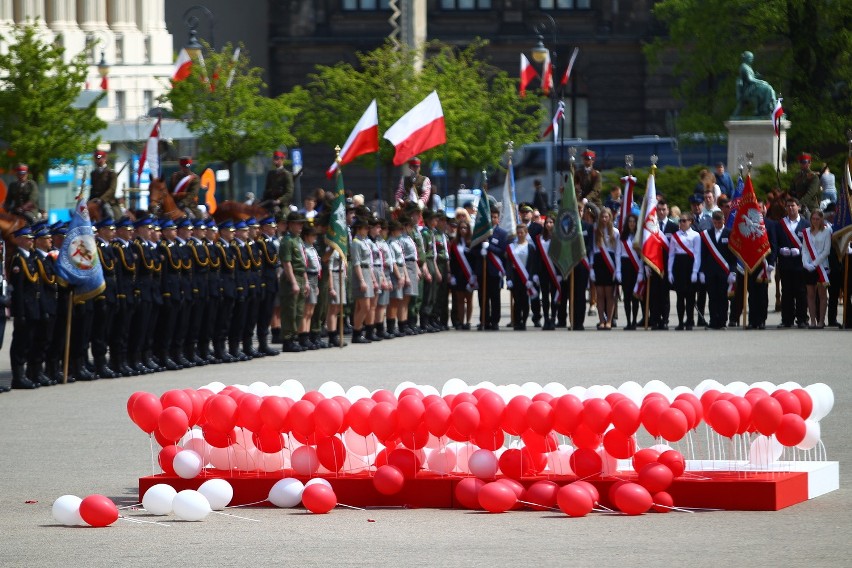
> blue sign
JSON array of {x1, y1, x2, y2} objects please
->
[
  {"x1": 132, "y1": 154, "x2": 152, "y2": 188},
  {"x1": 47, "y1": 155, "x2": 89, "y2": 185},
  {"x1": 291, "y1": 148, "x2": 303, "y2": 175}
]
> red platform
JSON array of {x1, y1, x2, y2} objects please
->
[{"x1": 139, "y1": 462, "x2": 838, "y2": 511}]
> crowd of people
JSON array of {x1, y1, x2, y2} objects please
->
[{"x1": 0, "y1": 150, "x2": 849, "y2": 393}]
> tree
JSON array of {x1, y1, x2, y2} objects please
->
[
  {"x1": 0, "y1": 21, "x2": 105, "y2": 182},
  {"x1": 284, "y1": 39, "x2": 543, "y2": 194},
  {"x1": 646, "y1": 0, "x2": 852, "y2": 157},
  {"x1": 165, "y1": 43, "x2": 297, "y2": 200}
]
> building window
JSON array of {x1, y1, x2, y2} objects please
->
[
  {"x1": 539, "y1": 0, "x2": 591, "y2": 8},
  {"x1": 341, "y1": 0, "x2": 390, "y2": 10},
  {"x1": 440, "y1": 0, "x2": 492, "y2": 8},
  {"x1": 565, "y1": 97, "x2": 589, "y2": 140},
  {"x1": 144, "y1": 37, "x2": 151, "y2": 64},
  {"x1": 115, "y1": 91, "x2": 126, "y2": 119},
  {"x1": 85, "y1": 34, "x2": 96, "y2": 65},
  {"x1": 143, "y1": 91, "x2": 154, "y2": 114},
  {"x1": 114, "y1": 35, "x2": 124, "y2": 64}
]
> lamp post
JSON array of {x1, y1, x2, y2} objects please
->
[
  {"x1": 183, "y1": 4, "x2": 215, "y2": 57},
  {"x1": 531, "y1": 15, "x2": 562, "y2": 210},
  {"x1": 97, "y1": 49, "x2": 109, "y2": 90}
]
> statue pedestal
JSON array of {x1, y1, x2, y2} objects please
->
[{"x1": 724, "y1": 119, "x2": 790, "y2": 173}]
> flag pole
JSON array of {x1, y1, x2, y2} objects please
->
[
  {"x1": 644, "y1": 270, "x2": 650, "y2": 330},
  {"x1": 481, "y1": 255, "x2": 487, "y2": 331},
  {"x1": 62, "y1": 292, "x2": 74, "y2": 384},
  {"x1": 843, "y1": 254, "x2": 849, "y2": 328},
  {"x1": 335, "y1": 145, "x2": 345, "y2": 348},
  {"x1": 569, "y1": 270, "x2": 574, "y2": 331},
  {"x1": 741, "y1": 269, "x2": 749, "y2": 328}
]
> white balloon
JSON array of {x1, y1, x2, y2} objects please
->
[
  {"x1": 417, "y1": 384, "x2": 440, "y2": 397},
  {"x1": 208, "y1": 447, "x2": 232, "y2": 470},
  {"x1": 542, "y1": 382, "x2": 568, "y2": 397},
  {"x1": 467, "y1": 449, "x2": 499, "y2": 479},
  {"x1": 566, "y1": 386, "x2": 587, "y2": 401},
  {"x1": 305, "y1": 478, "x2": 332, "y2": 489},
  {"x1": 281, "y1": 379, "x2": 306, "y2": 400},
  {"x1": 142, "y1": 484, "x2": 177, "y2": 516},
  {"x1": 259, "y1": 451, "x2": 285, "y2": 473},
  {"x1": 644, "y1": 380, "x2": 673, "y2": 401},
  {"x1": 319, "y1": 381, "x2": 346, "y2": 398},
  {"x1": 266, "y1": 385, "x2": 287, "y2": 397},
  {"x1": 545, "y1": 446, "x2": 574, "y2": 475},
  {"x1": 441, "y1": 378, "x2": 468, "y2": 397},
  {"x1": 750, "y1": 381, "x2": 776, "y2": 395},
  {"x1": 796, "y1": 419, "x2": 821, "y2": 451},
  {"x1": 291, "y1": 445, "x2": 319, "y2": 475},
  {"x1": 749, "y1": 435, "x2": 783, "y2": 468},
  {"x1": 346, "y1": 385, "x2": 372, "y2": 403},
  {"x1": 343, "y1": 430, "x2": 378, "y2": 457},
  {"x1": 173, "y1": 450, "x2": 203, "y2": 479},
  {"x1": 649, "y1": 443, "x2": 674, "y2": 454},
  {"x1": 426, "y1": 447, "x2": 457, "y2": 475},
  {"x1": 671, "y1": 386, "x2": 694, "y2": 399},
  {"x1": 204, "y1": 382, "x2": 226, "y2": 394},
  {"x1": 521, "y1": 382, "x2": 543, "y2": 398},
  {"x1": 172, "y1": 490, "x2": 211, "y2": 521},
  {"x1": 473, "y1": 381, "x2": 498, "y2": 392},
  {"x1": 268, "y1": 478, "x2": 304, "y2": 507},
  {"x1": 805, "y1": 383, "x2": 834, "y2": 421},
  {"x1": 597, "y1": 447, "x2": 618, "y2": 475},
  {"x1": 52, "y1": 495, "x2": 84, "y2": 526},
  {"x1": 198, "y1": 479, "x2": 233, "y2": 511},
  {"x1": 777, "y1": 381, "x2": 803, "y2": 391},
  {"x1": 618, "y1": 381, "x2": 644, "y2": 405},
  {"x1": 248, "y1": 381, "x2": 270, "y2": 396},
  {"x1": 449, "y1": 442, "x2": 477, "y2": 473},
  {"x1": 393, "y1": 381, "x2": 419, "y2": 398},
  {"x1": 725, "y1": 381, "x2": 749, "y2": 397},
  {"x1": 231, "y1": 384, "x2": 250, "y2": 393}
]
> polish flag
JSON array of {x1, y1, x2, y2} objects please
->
[
  {"x1": 560, "y1": 47, "x2": 579, "y2": 87},
  {"x1": 772, "y1": 98, "x2": 784, "y2": 137},
  {"x1": 383, "y1": 91, "x2": 446, "y2": 166},
  {"x1": 326, "y1": 99, "x2": 380, "y2": 178},
  {"x1": 540, "y1": 101, "x2": 565, "y2": 139},
  {"x1": 171, "y1": 48, "x2": 193, "y2": 82},
  {"x1": 637, "y1": 171, "x2": 666, "y2": 275},
  {"x1": 520, "y1": 54, "x2": 539, "y2": 98},
  {"x1": 541, "y1": 51, "x2": 553, "y2": 96},
  {"x1": 138, "y1": 117, "x2": 161, "y2": 182}
]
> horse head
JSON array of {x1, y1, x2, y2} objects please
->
[{"x1": 147, "y1": 178, "x2": 183, "y2": 220}]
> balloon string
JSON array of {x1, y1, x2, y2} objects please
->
[
  {"x1": 336, "y1": 503, "x2": 366, "y2": 511},
  {"x1": 117, "y1": 502, "x2": 142, "y2": 510},
  {"x1": 149, "y1": 434, "x2": 156, "y2": 477},
  {"x1": 118, "y1": 515, "x2": 171, "y2": 527},
  {"x1": 211, "y1": 510, "x2": 261, "y2": 522},
  {"x1": 226, "y1": 499, "x2": 268, "y2": 508},
  {"x1": 652, "y1": 503, "x2": 694, "y2": 514},
  {"x1": 594, "y1": 502, "x2": 615, "y2": 513},
  {"x1": 516, "y1": 500, "x2": 559, "y2": 512}
]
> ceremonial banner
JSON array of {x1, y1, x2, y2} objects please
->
[
  {"x1": 171, "y1": 48, "x2": 193, "y2": 82},
  {"x1": 384, "y1": 91, "x2": 446, "y2": 166},
  {"x1": 498, "y1": 158, "x2": 518, "y2": 240},
  {"x1": 137, "y1": 117, "x2": 161, "y2": 182},
  {"x1": 635, "y1": 171, "x2": 665, "y2": 275},
  {"x1": 772, "y1": 98, "x2": 784, "y2": 137},
  {"x1": 618, "y1": 174, "x2": 636, "y2": 234},
  {"x1": 519, "y1": 54, "x2": 538, "y2": 98},
  {"x1": 54, "y1": 198, "x2": 105, "y2": 301},
  {"x1": 326, "y1": 169, "x2": 350, "y2": 262},
  {"x1": 471, "y1": 190, "x2": 493, "y2": 247},
  {"x1": 831, "y1": 157, "x2": 852, "y2": 260},
  {"x1": 560, "y1": 47, "x2": 580, "y2": 87},
  {"x1": 729, "y1": 174, "x2": 770, "y2": 272},
  {"x1": 326, "y1": 99, "x2": 380, "y2": 178},
  {"x1": 549, "y1": 170, "x2": 586, "y2": 275}
]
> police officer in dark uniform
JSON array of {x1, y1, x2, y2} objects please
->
[
  {"x1": 229, "y1": 220, "x2": 252, "y2": 360},
  {"x1": 155, "y1": 219, "x2": 183, "y2": 370},
  {"x1": 185, "y1": 218, "x2": 211, "y2": 366},
  {"x1": 90, "y1": 150, "x2": 119, "y2": 220},
  {"x1": 110, "y1": 217, "x2": 141, "y2": 376},
  {"x1": 213, "y1": 221, "x2": 238, "y2": 363},
  {"x1": 91, "y1": 218, "x2": 119, "y2": 378},
  {"x1": 262, "y1": 150, "x2": 295, "y2": 219},
  {"x1": 170, "y1": 218, "x2": 195, "y2": 368},
  {"x1": 32, "y1": 225, "x2": 58, "y2": 385},
  {"x1": 169, "y1": 157, "x2": 203, "y2": 218},
  {"x1": 790, "y1": 153, "x2": 821, "y2": 215},
  {"x1": 256, "y1": 216, "x2": 281, "y2": 355},
  {"x1": 129, "y1": 217, "x2": 163, "y2": 373},
  {"x1": 9, "y1": 226, "x2": 41, "y2": 388},
  {"x1": 242, "y1": 218, "x2": 265, "y2": 359},
  {"x1": 200, "y1": 220, "x2": 221, "y2": 363},
  {"x1": 4, "y1": 164, "x2": 40, "y2": 224}
]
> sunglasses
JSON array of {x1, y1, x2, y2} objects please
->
[{"x1": 679, "y1": 219, "x2": 690, "y2": 223}]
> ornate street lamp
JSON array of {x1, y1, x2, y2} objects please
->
[{"x1": 183, "y1": 5, "x2": 216, "y2": 58}]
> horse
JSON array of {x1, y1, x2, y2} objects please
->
[
  {"x1": 211, "y1": 200, "x2": 270, "y2": 223},
  {"x1": 0, "y1": 211, "x2": 28, "y2": 275},
  {"x1": 147, "y1": 178, "x2": 192, "y2": 221}
]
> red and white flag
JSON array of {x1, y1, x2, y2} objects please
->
[
  {"x1": 772, "y1": 98, "x2": 784, "y2": 137},
  {"x1": 138, "y1": 117, "x2": 161, "y2": 182},
  {"x1": 326, "y1": 99, "x2": 380, "y2": 178},
  {"x1": 171, "y1": 48, "x2": 193, "y2": 82},
  {"x1": 559, "y1": 47, "x2": 580, "y2": 87},
  {"x1": 636, "y1": 171, "x2": 666, "y2": 275},
  {"x1": 729, "y1": 174, "x2": 770, "y2": 272},
  {"x1": 519, "y1": 54, "x2": 539, "y2": 98},
  {"x1": 384, "y1": 91, "x2": 446, "y2": 166},
  {"x1": 541, "y1": 101, "x2": 565, "y2": 140},
  {"x1": 541, "y1": 50, "x2": 553, "y2": 96}
]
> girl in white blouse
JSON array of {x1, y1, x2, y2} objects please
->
[{"x1": 802, "y1": 209, "x2": 832, "y2": 328}]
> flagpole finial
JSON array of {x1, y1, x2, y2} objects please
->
[
  {"x1": 506, "y1": 140, "x2": 514, "y2": 161},
  {"x1": 650, "y1": 154, "x2": 658, "y2": 175},
  {"x1": 625, "y1": 154, "x2": 633, "y2": 174},
  {"x1": 482, "y1": 169, "x2": 488, "y2": 192},
  {"x1": 746, "y1": 151, "x2": 754, "y2": 174},
  {"x1": 334, "y1": 145, "x2": 342, "y2": 165},
  {"x1": 569, "y1": 146, "x2": 577, "y2": 173}
]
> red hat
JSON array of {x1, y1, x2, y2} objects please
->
[
  {"x1": 408, "y1": 157, "x2": 422, "y2": 166},
  {"x1": 582, "y1": 150, "x2": 596, "y2": 159},
  {"x1": 273, "y1": 150, "x2": 286, "y2": 159},
  {"x1": 94, "y1": 150, "x2": 106, "y2": 159},
  {"x1": 798, "y1": 153, "x2": 812, "y2": 162},
  {"x1": 179, "y1": 156, "x2": 193, "y2": 167},
  {"x1": 15, "y1": 164, "x2": 28, "y2": 173}
]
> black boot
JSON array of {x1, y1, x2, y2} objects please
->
[
  {"x1": 282, "y1": 336, "x2": 303, "y2": 353},
  {"x1": 328, "y1": 332, "x2": 347, "y2": 347},
  {"x1": 379, "y1": 322, "x2": 394, "y2": 340},
  {"x1": 74, "y1": 358, "x2": 98, "y2": 381},
  {"x1": 12, "y1": 365, "x2": 37, "y2": 389},
  {"x1": 271, "y1": 327, "x2": 283, "y2": 344},
  {"x1": 367, "y1": 324, "x2": 382, "y2": 342},
  {"x1": 159, "y1": 351, "x2": 181, "y2": 371},
  {"x1": 309, "y1": 332, "x2": 328, "y2": 349},
  {"x1": 352, "y1": 328, "x2": 371, "y2": 344},
  {"x1": 244, "y1": 338, "x2": 264, "y2": 359},
  {"x1": 95, "y1": 356, "x2": 119, "y2": 379},
  {"x1": 259, "y1": 335, "x2": 281, "y2": 356},
  {"x1": 216, "y1": 341, "x2": 236, "y2": 363}
]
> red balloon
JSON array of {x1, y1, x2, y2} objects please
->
[
  {"x1": 502, "y1": 396, "x2": 532, "y2": 436},
  {"x1": 527, "y1": 400, "x2": 555, "y2": 435},
  {"x1": 611, "y1": 399, "x2": 641, "y2": 435},
  {"x1": 252, "y1": 425, "x2": 286, "y2": 453},
  {"x1": 202, "y1": 424, "x2": 235, "y2": 449},
  {"x1": 603, "y1": 429, "x2": 637, "y2": 459},
  {"x1": 652, "y1": 491, "x2": 674, "y2": 513},
  {"x1": 525, "y1": 480, "x2": 560, "y2": 511},
  {"x1": 582, "y1": 398, "x2": 612, "y2": 434},
  {"x1": 572, "y1": 480, "x2": 600, "y2": 504},
  {"x1": 398, "y1": 421, "x2": 430, "y2": 450},
  {"x1": 373, "y1": 464, "x2": 405, "y2": 495},
  {"x1": 347, "y1": 399, "x2": 376, "y2": 437},
  {"x1": 160, "y1": 389, "x2": 193, "y2": 419},
  {"x1": 158, "y1": 445, "x2": 180, "y2": 475},
  {"x1": 571, "y1": 423, "x2": 602, "y2": 450},
  {"x1": 631, "y1": 448, "x2": 660, "y2": 472},
  {"x1": 605, "y1": 392, "x2": 628, "y2": 406},
  {"x1": 423, "y1": 399, "x2": 451, "y2": 437},
  {"x1": 182, "y1": 389, "x2": 205, "y2": 426},
  {"x1": 556, "y1": 483, "x2": 594, "y2": 517},
  {"x1": 302, "y1": 390, "x2": 326, "y2": 405},
  {"x1": 131, "y1": 393, "x2": 163, "y2": 434},
  {"x1": 371, "y1": 389, "x2": 397, "y2": 406},
  {"x1": 552, "y1": 394, "x2": 584, "y2": 435},
  {"x1": 569, "y1": 448, "x2": 603, "y2": 479},
  {"x1": 369, "y1": 401, "x2": 399, "y2": 442},
  {"x1": 398, "y1": 387, "x2": 424, "y2": 400},
  {"x1": 745, "y1": 388, "x2": 769, "y2": 405},
  {"x1": 451, "y1": 402, "x2": 480, "y2": 437},
  {"x1": 478, "y1": 481, "x2": 517, "y2": 513},
  {"x1": 397, "y1": 395, "x2": 426, "y2": 431},
  {"x1": 79, "y1": 494, "x2": 119, "y2": 527},
  {"x1": 640, "y1": 398, "x2": 669, "y2": 438},
  {"x1": 259, "y1": 396, "x2": 292, "y2": 432},
  {"x1": 302, "y1": 484, "x2": 337, "y2": 514},
  {"x1": 707, "y1": 400, "x2": 740, "y2": 438},
  {"x1": 157, "y1": 407, "x2": 189, "y2": 442},
  {"x1": 657, "y1": 450, "x2": 685, "y2": 478},
  {"x1": 729, "y1": 396, "x2": 753, "y2": 435},
  {"x1": 476, "y1": 391, "x2": 506, "y2": 431},
  {"x1": 496, "y1": 478, "x2": 526, "y2": 510},
  {"x1": 473, "y1": 428, "x2": 505, "y2": 451},
  {"x1": 675, "y1": 393, "x2": 704, "y2": 426},
  {"x1": 315, "y1": 399, "x2": 345, "y2": 437},
  {"x1": 521, "y1": 430, "x2": 558, "y2": 453},
  {"x1": 638, "y1": 463, "x2": 674, "y2": 493},
  {"x1": 791, "y1": 389, "x2": 813, "y2": 419},
  {"x1": 613, "y1": 482, "x2": 653, "y2": 515},
  {"x1": 387, "y1": 448, "x2": 421, "y2": 478},
  {"x1": 776, "y1": 414, "x2": 807, "y2": 446},
  {"x1": 700, "y1": 389, "x2": 721, "y2": 416},
  {"x1": 451, "y1": 392, "x2": 477, "y2": 408},
  {"x1": 152, "y1": 426, "x2": 173, "y2": 448},
  {"x1": 532, "y1": 392, "x2": 554, "y2": 404},
  {"x1": 454, "y1": 477, "x2": 485, "y2": 509},
  {"x1": 658, "y1": 407, "x2": 689, "y2": 442},
  {"x1": 771, "y1": 390, "x2": 802, "y2": 416},
  {"x1": 498, "y1": 448, "x2": 544, "y2": 480},
  {"x1": 205, "y1": 395, "x2": 239, "y2": 433},
  {"x1": 289, "y1": 400, "x2": 317, "y2": 437},
  {"x1": 126, "y1": 391, "x2": 147, "y2": 421},
  {"x1": 316, "y1": 436, "x2": 347, "y2": 472},
  {"x1": 332, "y1": 397, "x2": 351, "y2": 430},
  {"x1": 670, "y1": 399, "x2": 698, "y2": 430},
  {"x1": 236, "y1": 394, "x2": 264, "y2": 433}
]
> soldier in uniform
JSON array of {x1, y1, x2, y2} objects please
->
[
  {"x1": 45, "y1": 224, "x2": 72, "y2": 383},
  {"x1": 228, "y1": 221, "x2": 252, "y2": 360},
  {"x1": 394, "y1": 157, "x2": 432, "y2": 208},
  {"x1": 279, "y1": 212, "x2": 308, "y2": 351},
  {"x1": 171, "y1": 219, "x2": 196, "y2": 368},
  {"x1": 309, "y1": 214, "x2": 331, "y2": 348},
  {"x1": 574, "y1": 151, "x2": 603, "y2": 208},
  {"x1": 110, "y1": 217, "x2": 141, "y2": 376},
  {"x1": 419, "y1": 210, "x2": 442, "y2": 332},
  {"x1": 31, "y1": 226, "x2": 59, "y2": 385},
  {"x1": 434, "y1": 212, "x2": 452, "y2": 330},
  {"x1": 255, "y1": 217, "x2": 281, "y2": 355},
  {"x1": 262, "y1": 150, "x2": 295, "y2": 219},
  {"x1": 242, "y1": 218, "x2": 264, "y2": 359},
  {"x1": 4, "y1": 164, "x2": 40, "y2": 224},
  {"x1": 213, "y1": 221, "x2": 238, "y2": 362},
  {"x1": 169, "y1": 157, "x2": 203, "y2": 218},
  {"x1": 155, "y1": 219, "x2": 184, "y2": 370},
  {"x1": 129, "y1": 217, "x2": 163, "y2": 373},
  {"x1": 90, "y1": 218, "x2": 119, "y2": 378},
  {"x1": 790, "y1": 153, "x2": 821, "y2": 215},
  {"x1": 90, "y1": 150, "x2": 120, "y2": 220},
  {"x1": 350, "y1": 217, "x2": 377, "y2": 343},
  {"x1": 185, "y1": 219, "x2": 212, "y2": 366},
  {"x1": 8, "y1": 227, "x2": 42, "y2": 388},
  {"x1": 200, "y1": 220, "x2": 222, "y2": 363}
]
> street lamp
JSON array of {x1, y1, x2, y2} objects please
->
[
  {"x1": 97, "y1": 49, "x2": 109, "y2": 90},
  {"x1": 532, "y1": 15, "x2": 561, "y2": 210},
  {"x1": 183, "y1": 4, "x2": 216, "y2": 58}
]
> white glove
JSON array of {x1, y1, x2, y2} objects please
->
[
  {"x1": 790, "y1": 248, "x2": 800, "y2": 257},
  {"x1": 804, "y1": 261, "x2": 815, "y2": 272},
  {"x1": 506, "y1": 279, "x2": 513, "y2": 289},
  {"x1": 480, "y1": 246, "x2": 488, "y2": 257},
  {"x1": 668, "y1": 273, "x2": 674, "y2": 285},
  {"x1": 417, "y1": 201, "x2": 425, "y2": 210},
  {"x1": 690, "y1": 273, "x2": 698, "y2": 284},
  {"x1": 779, "y1": 247, "x2": 791, "y2": 257},
  {"x1": 532, "y1": 274, "x2": 540, "y2": 285},
  {"x1": 699, "y1": 273, "x2": 706, "y2": 284},
  {"x1": 449, "y1": 275, "x2": 457, "y2": 286},
  {"x1": 589, "y1": 269, "x2": 596, "y2": 283},
  {"x1": 526, "y1": 280, "x2": 534, "y2": 290},
  {"x1": 615, "y1": 272, "x2": 622, "y2": 283},
  {"x1": 727, "y1": 272, "x2": 736, "y2": 285},
  {"x1": 482, "y1": 241, "x2": 489, "y2": 251}
]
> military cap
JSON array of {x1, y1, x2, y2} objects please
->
[
  {"x1": 134, "y1": 217, "x2": 154, "y2": 229},
  {"x1": 192, "y1": 219, "x2": 207, "y2": 230},
  {"x1": 96, "y1": 218, "x2": 116, "y2": 230},
  {"x1": 519, "y1": 204, "x2": 534, "y2": 213},
  {"x1": 33, "y1": 227, "x2": 51, "y2": 239},
  {"x1": 286, "y1": 211, "x2": 306, "y2": 223},
  {"x1": 234, "y1": 220, "x2": 248, "y2": 230},
  {"x1": 159, "y1": 219, "x2": 176, "y2": 230},
  {"x1": 689, "y1": 194, "x2": 704, "y2": 204},
  {"x1": 176, "y1": 218, "x2": 193, "y2": 229},
  {"x1": 247, "y1": 217, "x2": 260, "y2": 227},
  {"x1": 179, "y1": 156, "x2": 193, "y2": 167},
  {"x1": 798, "y1": 153, "x2": 812, "y2": 162},
  {"x1": 261, "y1": 216, "x2": 276, "y2": 226},
  {"x1": 273, "y1": 150, "x2": 286, "y2": 159},
  {"x1": 582, "y1": 150, "x2": 596, "y2": 159},
  {"x1": 408, "y1": 157, "x2": 422, "y2": 166},
  {"x1": 14, "y1": 226, "x2": 33, "y2": 238},
  {"x1": 94, "y1": 150, "x2": 107, "y2": 159},
  {"x1": 116, "y1": 216, "x2": 134, "y2": 229},
  {"x1": 51, "y1": 224, "x2": 68, "y2": 236},
  {"x1": 15, "y1": 164, "x2": 28, "y2": 173},
  {"x1": 219, "y1": 220, "x2": 235, "y2": 231}
]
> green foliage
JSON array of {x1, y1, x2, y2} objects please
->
[
  {"x1": 165, "y1": 42, "x2": 297, "y2": 197},
  {"x1": 646, "y1": 0, "x2": 852, "y2": 153},
  {"x1": 0, "y1": 21, "x2": 105, "y2": 182},
  {"x1": 284, "y1": 39, "x2": 544, "y2": 179}
]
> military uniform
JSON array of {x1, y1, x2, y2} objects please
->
[
  {"x1": 434, "y1": 223, "x2": 451, "y2": 330},
  {"x1": 242, "y1": 220, "x2": 264, "y2": 358},
  {"x1": 200, "y1": 224, "x2": 222, "y2": 363},
  {"x1": 169, "y1": 166, "x2": 202, "y2": 217},
  {"x1": 4, "y1": 175, "x2": 40, "y2": 224},
  {"x1": 263, "y1": 167, "x2": 295, "y2": 218},
  {"x1": 279, "y1": 216, "x2": 308, "y2": 351},
  {"x1": 256, "y1": 219, "x2": 281, "y2": 355},
  {"x1": 32, "y1": 231, "x2": 58, "y2": 385},
  {"x1": 186, "y1": 221, "x2": 213, "y2": 365},
  {"x1": 110, "y1": 218, "x2": 140, "y2": 376},
  {"x1": 213, "y1": 222, "x2": 238, "y2": 362},
  {"x1": 171, "y1": 222, "x2": 195, "y2": 367},
  {"x1": 229, "y1": 223, "x2": 253, "y2": 360},
  {"x1": 419, "y1": 219, "x2": 439, "y2": 332},
  {"x1": 90, "y1": 163, "x2": 120, "y2": 219},
  {"x1": 156, "y1": 221, "x2": 184, "y2": 370},
  {"x1": 130, "y1": 218, "x2": 163, "y2": 372},
  {"x1": 9, "y1": 229, "x2": 41, "y2": 388},
  {"x1": 309, "y1": 219, "x2": 331, "y2": 348},
  {"x1": 574, "y1": 160, "x2": 603, "y2": 207},
  {"x1": 790, "y1": 158, "x2": 821, "y2": 214},
  {"x1": 91, "y1": 222, "x2": 119, "y2": 378}
]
